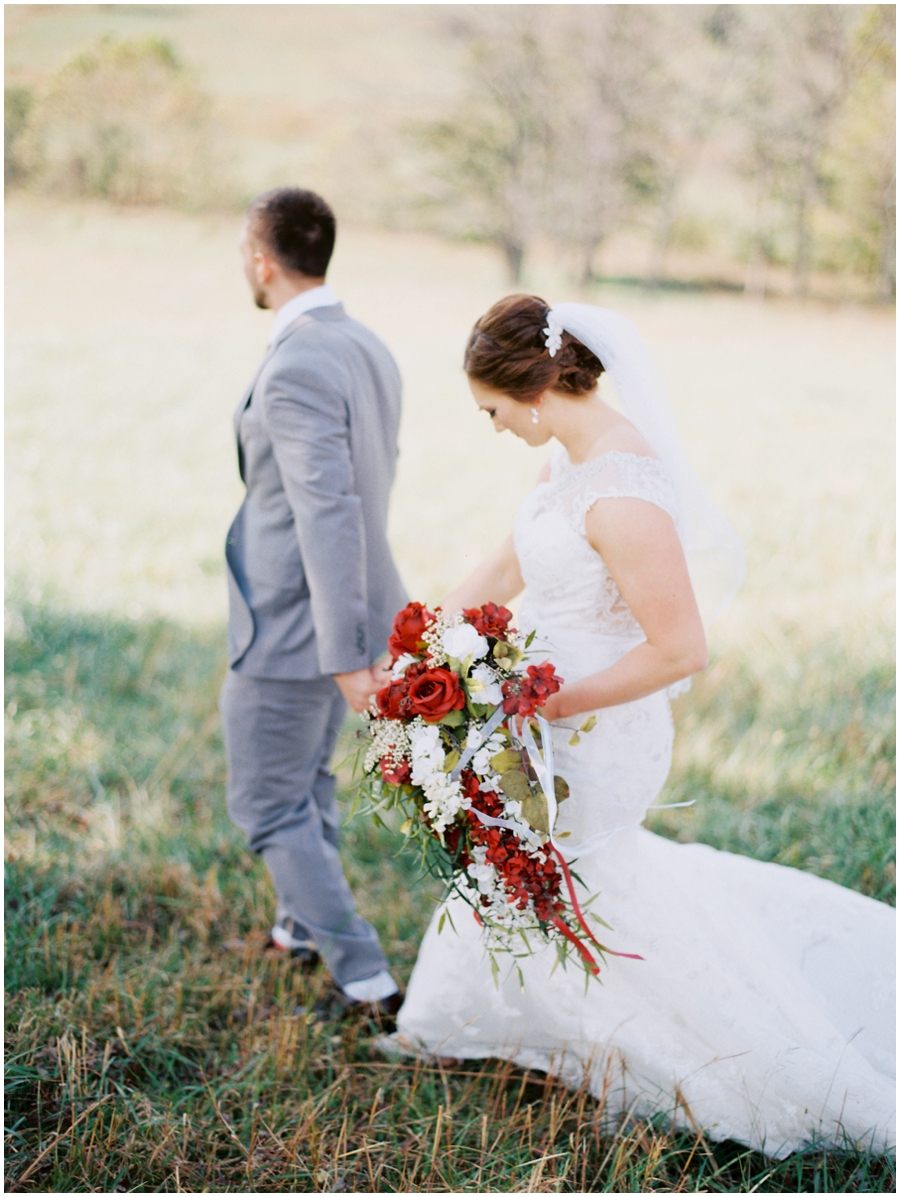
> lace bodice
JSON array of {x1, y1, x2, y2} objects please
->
[{"x1": 514, "y1": 448, "x2": 679, "y2": 654}]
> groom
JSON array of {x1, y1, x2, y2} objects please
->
[{"x1": 220, "y1": 187, "x2": 407, "y2": 1019}]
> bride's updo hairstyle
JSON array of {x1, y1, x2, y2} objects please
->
[{"x1": 464, "y1": 294, "x2": 604, "y2": 402}]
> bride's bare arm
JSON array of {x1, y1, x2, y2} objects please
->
[
  {"x1": 440, "y1": 533, "x2": 525, "y2": 613},
  {"x1": 540, "y1": 497, "x2": 707, "y2": 720}
]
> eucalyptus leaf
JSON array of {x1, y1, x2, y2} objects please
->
[
  {"x1": 442, "y1": 749, "x2": 460, "y2": 773},
  {"x1": 520, "y1": 789, "x2": 551, "y2": 835},
  {"x1": 499, "y1": 770, "x2": 532, "y2": 803},
  {"x1": 554, "y1": 774, "x2": 570, "y2": 803},
  {"x1": 579, "y1": 714, "x2": 598, "y2": 734},
  {"x1": 568, "y1": 731, "x2": 581, "y2": 746},
  {"x1": 490, "y1": 748, "x2": 522, "y2": 773}
]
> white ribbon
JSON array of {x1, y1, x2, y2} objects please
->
[
  {"x1": 468, "y1": 806, "x2": 543, "y2": 848},
  {"x1": 455, "y1": 707, "x2": 696, "y2": 860},
  {"x1": 449, "y1": 704, "x2": 508, "y2": 782},
  {"x1": 519, "y1": 714, "x2": 560, "y2": 848}
]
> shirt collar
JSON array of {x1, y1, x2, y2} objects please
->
[{"x1": 269, "y1": 283, "x2": 339, "y2": 345}]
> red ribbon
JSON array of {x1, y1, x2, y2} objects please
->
[
  {"x1": 552, "y1": 916, "x2": 600, "y2": 974},
  {"x1": 551, "y1": 844, "x2": 644, "y2": 963}
]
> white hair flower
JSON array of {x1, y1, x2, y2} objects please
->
[{"x1": 543, "y1": 315, "x2": 563, "y2": 358}]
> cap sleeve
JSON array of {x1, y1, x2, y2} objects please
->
[{"x1": 563, "y1": 452, "x2": 680, "y2": 536}]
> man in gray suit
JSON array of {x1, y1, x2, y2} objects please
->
[{"x1": 220, "y1": 187, "x2": 407, "y2": 1018}]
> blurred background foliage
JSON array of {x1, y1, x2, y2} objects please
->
[{"x1": 5, "y1": 3, "x2": 896, "y2": 299}]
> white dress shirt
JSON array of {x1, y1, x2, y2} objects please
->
[{"x1": 269, "y1": 283, "x2": 339, "y2": 345}]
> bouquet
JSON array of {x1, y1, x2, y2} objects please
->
[{"x1": 355, "y1": 601, "x2": 639, "y2": 983}]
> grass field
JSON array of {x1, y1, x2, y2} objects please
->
[{"x1": 5, "y1": 196, "x2": 895, "y2": 1191}]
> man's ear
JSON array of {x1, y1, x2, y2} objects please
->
[{"x1": 254, "y1": 250, "x2": 274, "y2": 286}]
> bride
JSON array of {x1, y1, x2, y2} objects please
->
[{"x1": 389, "y1": 294, "x2": 895, "y2": 1159}]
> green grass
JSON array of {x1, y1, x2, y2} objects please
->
[
  {"x1": 5, "y1": 602, "x2": 895, "y2": 1192},
  {"x1": 4, "y1": 188, "x2": 895, "y2": 1193}
]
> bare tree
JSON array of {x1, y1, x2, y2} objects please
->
[
  {"x1": 422, "y1": 8, "x2": 561, "y2": 284},
  {"x1": 734, "y1": 5, "x2": 891, "y2": 297}
]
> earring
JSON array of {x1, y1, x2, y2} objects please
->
[{"x1": 530, "y1": 407, "x2": 539, "y2": 425}]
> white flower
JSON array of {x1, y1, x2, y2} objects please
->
[
  {"x1": 467, "y1": 663, "x2": 503, "y2": 708},
  {"x1": 409, "y1": 724, "x2": 444, "y2": 784},
  {"x1": 471, "y1": 730, "x2": 506, "y2": 775},
  {"x1": 391, "y1": 653, "x2": 417, "y2": 678},
  {"x1": 468, "y1": 845, "x2": 499, "y2": 896},
  {"x1": 543, "y1": 315, "x2": 563, "y2": 358},
  {"x1": 421, "y1": 771, "x2": 467, "y2": 833},
  {"x1": 442, "y1": 623, "x2": 488, "y2": 663},
  {"x1": 466, "y1": 725, "x2": 485, "y2": 752}
]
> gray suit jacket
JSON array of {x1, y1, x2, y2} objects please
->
[{"x1": 225, "y1": 303, "x2": 408, "y2": 679}]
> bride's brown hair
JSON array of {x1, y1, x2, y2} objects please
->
[{"x1": 464, "y1": 294, "x2": 604, "y2": 402}]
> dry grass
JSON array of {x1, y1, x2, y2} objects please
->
[{"x1": 5, "y1": 196, "x2": 895, "y2": 1190}]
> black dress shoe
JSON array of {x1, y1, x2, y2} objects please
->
[
  {"x1": 266, "y1": 917, "x2": 321, "y2": 970},
  {"x1": 311, "y1": 986, "x2": 405, "y2": 1032}
]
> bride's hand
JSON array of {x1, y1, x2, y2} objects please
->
[{"x1": 537, "y1": 692, "x2": 565, "y2": 722}]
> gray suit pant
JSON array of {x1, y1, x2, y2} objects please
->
[{"x1": 219, "y1": 670, "x2": 388, "y2": 987}]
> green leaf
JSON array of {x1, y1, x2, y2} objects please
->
[
  {"x1": 579, "y1": 714, "x2": 598, "y2": 734},
  {"x1": 498, "y1": 769, "x2": 532, "y2": 804},
  {"x1": 520, "y1": 788, "x2": 550, "y2": 835},
  {"x1": 440, "y1": 709, "x2": 466, "y2": 727},
  {"x1": 568, "y1": 731, "x2": 581, "y2": 746},
  {"x1": 525, "y1": 629, "x2": 537, "y2": 648},
  {"x1": 554, "y1": 774, "x2": 570, "y2": 803},
  {"x1": 490, "y1": 954, "x2": 500, "y2": 988},
  {"x1": 490, "y1": 748, "x2": 522, "y2": 773},
  {"x1": 590, "y1": 912, "x2": 615, "y2": 931},
  {"x1": 442, "y1": 749, "x2": 460, "y2": 773},
  {"x1": 438, "y1": 911, "x2": 447, "y2": 934}
]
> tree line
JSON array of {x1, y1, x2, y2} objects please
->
[
  {"x1": 5, "y1": 6, "x2": 895, "y2": 300},
  {"x1": 418, "y1": 4, "x2": 895, "y2": 299}
]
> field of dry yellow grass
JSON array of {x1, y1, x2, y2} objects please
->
[{"x1": 7, "y1": 196, "x2": 893, "y2": 638}]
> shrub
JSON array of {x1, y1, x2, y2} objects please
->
[
  {"x1": 14, "y1": 37, "x2": 231, "y2": 208},
  {"x1": 5, "y1": 85, "x2": 34, "y2": 184}
]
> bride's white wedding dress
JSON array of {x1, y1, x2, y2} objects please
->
[{"x1": 395, "y1": 448, "x2": 895, "y2": 1159}]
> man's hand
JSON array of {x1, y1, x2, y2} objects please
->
[
  {"x1": 334, "y1": 668, "x2": 378, "y2": 713},
  {"x1": 370, "y1": 654, "x2": 393, "y2": 688}
]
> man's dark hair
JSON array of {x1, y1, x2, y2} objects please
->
[{"x1": 246, "y1": 188, "x2": 336, "y2": 277}]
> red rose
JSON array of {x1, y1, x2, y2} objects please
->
[
  {"x1": 463, "y1": 602, "x2": 515, "y2": 640},
  {"x1": 407, "y1": 667, "x2": 466, "y2": 723},
  {"x1": 388, "y1": 602, "x2": 433, "y2": 659},
  {"x1": 375, "y1": 678, "x2": 409, "y2": 719},
  {"x1": 380, "y1": 756, "x2": 411, "y2": 785}
]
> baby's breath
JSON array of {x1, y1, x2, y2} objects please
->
[
  {"x1": 363, "y1": 719, "x2": 411, "y2": 773},
  {"x1": 421, "y1": 609, "x2": 460, "y2": 666}
]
